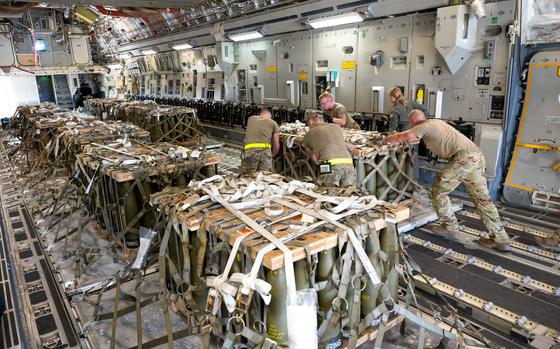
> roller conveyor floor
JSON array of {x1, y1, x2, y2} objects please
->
[{"x1": 402, "y1": 206, "x2": 560, "y2": 348}]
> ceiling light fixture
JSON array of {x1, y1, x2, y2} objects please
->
[
  {"x1": 141, "y1": 48, "x2": 158, "y2": 55},
  {"x1": 34, "y1": 39, "x2": 49, "y2": 52},
  {"x1": 107, "y1": 63, "x2": 123, "y2": 69},
  {"x1": 172, "y1": 43, "x2": 193, "y2": 50},
  {"x1": 228, "y1": 30, "x2": 263, "y2": 42},
  {"x1": 308, "y1": 12, "x2": 364, "y2": 29},
  {"x1": 118, "y1": 52, "x2": 132, "y2": 59}
]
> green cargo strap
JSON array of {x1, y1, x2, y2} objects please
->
[
  {"x1": 358, "y1": 302, "x2": 389, "y2": 334},
  {"x1": 158, "y1": 221, "x2": 174, "y2": 349},
  {"x1": 347, "y1": 258, "x2": 363, "y2": 349},
  {"x1": 373, "y1": 313, "x2": 389, "y2": 349},
  {"x1": 259, "y1": 338, "x2": 278, "y2": 349},
  {"x1": 222, "y1": 330, "x2": 237, "y2": 349},
  {"x1": 240, "y1": 325, "x2": 266, "y2": 345},
  {"x1": 417, "y1": 326, "x2": 426, "y2": 349},
  {"x1": 318, "y1": 244, "x2": 354, "y2": 345},
  {"x1": 222, "y1": 316, "x2": 243, "y2": 349},
  {"x1": 135, "y1": 270, "x2": 143, "y2": 349},
  {"x1": 109, "y1": 278, "x2": 121, "y2": 349},
  {"x1": 287, "y1": 239, "x2": 317, "y2": 276}
]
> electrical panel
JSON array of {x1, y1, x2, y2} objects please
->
[
  {"x1": 370, "y1": 50, "x2": 384, "y2": 66},
  {"x1": 484, "y1": 40, "x2": 496, "y2": 60},
  {"x1": 489, "y1": 95, "x2": 505, "y2": 119},
  {"x1": 475, "y1": 66, "x2": 491, "y2": 86}
]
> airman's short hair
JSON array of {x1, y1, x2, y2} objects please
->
[
  {"x1": 318, "y1": 91, "x2": 334, "y2": 101},
  {"x1": 305, "y1": 109, "x2": 323, "y2": 121}
]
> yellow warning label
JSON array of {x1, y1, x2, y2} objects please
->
[
  {"x1": 342, "y1": 60, "x2": 356, "y2": 69},
  {"x1": 557, "y1": 67, "x2": 560, "y2": 77},
  {"x1": 267, "y1": 66, "x2": 277, "y2": 73},
  {"x1": 299, "y1": 72, "x2": 308, "y2": 81}
]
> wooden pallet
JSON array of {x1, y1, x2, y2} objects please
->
[
  {"x1": 180, "y1": 198, "x2": 409, "y2": 270},
  {"x1": 77, "y1": 149, "x2": 220, "y2": 182},
  {"x1": 341, "y1": 314, "x2": 404, "y2": 349}
]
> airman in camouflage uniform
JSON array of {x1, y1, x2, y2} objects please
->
[
  {"x1": 317, "y1": 164, "x2": 356, "y2": 187},
  {"x1": 303, "y1": 109, "x2": 356, "y2": 188},
  {"x1": 319, "y1": 91, "x2": 360, "y2": 130},
  {"x1": 432, "y1": 150, "x2": 509, "y2": 245},
  {"x1": 385, "y1": 109, "x2": 511, "y2": 251},
  {"x1": 239, "y1": 150, "x2": 273, "y2": 176},
  {"x1": 239, "y1": 109, "x2": 280, "y2": 176}
]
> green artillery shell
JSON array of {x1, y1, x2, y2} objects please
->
[{"x1": 266, "y1": 268, "x2": 289, "y2": 346}]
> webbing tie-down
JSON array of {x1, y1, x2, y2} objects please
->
[
  {"x1": 200, "y1": 187, "x2": 298, "y2": 303},
  {"x1": 273, "y1": 198, "x2": 382, "y2": 287}
]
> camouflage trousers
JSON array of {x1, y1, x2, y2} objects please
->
[
  {"x1": 239, "y1": 148, "x2": 273, "y2": 176},
  {"x1": 317, "y1": 164, "x2": 357, "y2": 188},
  {"x1": 433, "y1": 151, "x2": 509, "y2": 243}
]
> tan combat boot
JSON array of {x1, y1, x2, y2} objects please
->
[
  {"x1": 431, "y1": 224, "x2": 460, "y2": 239},
  {"x1": 476, "y1": 237, "x2": 512, "y2": 252},
  {"x1": 534, "y1": 232, "x2": 560, "y2": 252}
]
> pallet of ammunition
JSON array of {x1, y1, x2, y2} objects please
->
[
  {"x1": 76, "y1": 141, "x2": 219, "y2": 250},
  {"x1": 147, "y1": 173, "x2": 408, "y2": 347},
  {"x1": 58, "y1": 120, "x2": 151, "y2": 171},
  {"x1": 277, "y1": 122, "x2": 416, "y2": 202},
  {"x1": 87, "y1": 99, "x2": 205, "y2": 144}
]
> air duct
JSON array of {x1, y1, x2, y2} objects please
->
[{"x1": 435, "y1": 5, "x2": 478, "y2": 74}]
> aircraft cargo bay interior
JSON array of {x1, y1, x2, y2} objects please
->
[{"x1": 0, "y1": 0, "x2": 559, "y2": 348}]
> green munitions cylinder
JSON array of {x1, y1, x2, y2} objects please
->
[
  {"x1": 152, "y1": 122, "x2": 163, "y2": 142},
  {"x1": 173, "y1": 174, "x2": 188, "y2": 187},
  {"x1": 162, "y1": 119, "x2": 170, "y2": 141},
  {"x1": 342, "y1": 266, "x2": 357, "y2": 339},
  {"x1": 317, "y1": 249, "x2": 338, "y2": 314},
  {"x1": 386, "y1": 153, "x2": 398, "y2": 201},
  {"x1": 361, "y1": 232, "x2": 383, "y2": 318},
  {"x1": 266, "y1": 268, "x2": 289, "y2": 346},
  {"x1": 122, "y1": 182, "x2": 140, "y2": 249},
  {"x1": 396, "y1": 150, "x2": 407, "y2": 192},
  {"x1": 406, "y1": 149, "x2": 415, "y2": 194},
  {"x1": 364, "y1": 163, "x2": 376, "y2": 195},
  {"x1": 356, "y1": 158, "x2": 366, "y2": 190},
  {"x1": 294, "y1": 259, "x2": 311, "y2": 290},
  {"x1": 376, "y1": 155, "x2": 388, "y2": 200},
  {"x1": 200, "y1": 163, "x2": 216, "y2": 178},
  {"x1": 176, "y1": 114, "x2": 185, "y2": 136},
  {"x1": 93, "y1": 177, "x2": 105, "y2": 227},
  {"x1": 190, "y1": 229, "x2": 208, "y2": 310},
  {"x1": 381, "y1": 224, "x2": 399, "y2": 271},
  {"x1": 139, "y1": 180, "x2": 156, "y2": 228}
]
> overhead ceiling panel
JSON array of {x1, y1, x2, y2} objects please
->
[{"x1": 14, "y1": 0, "x2": 209, "y2": 8}]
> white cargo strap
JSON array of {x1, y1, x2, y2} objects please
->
[
  {"x1": 200, "y1": 187, "x2": 298, "y2": 303},
  {"x1": 232, "y1": 220, "x2": 327, "y2": 306},
  {"x1": 206, "y1": 230, "x2": 254, "y2": 313},
  {"x1": 274, "y1": 198, "x2": 382, "y2": 287}
]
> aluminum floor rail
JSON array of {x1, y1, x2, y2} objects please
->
[
  {"x1": 0, "y1": 145, "x2": 82, "y2": 349},
  {"x1": 404, "y1": 209, "x2": 560, "y2": 349}
]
